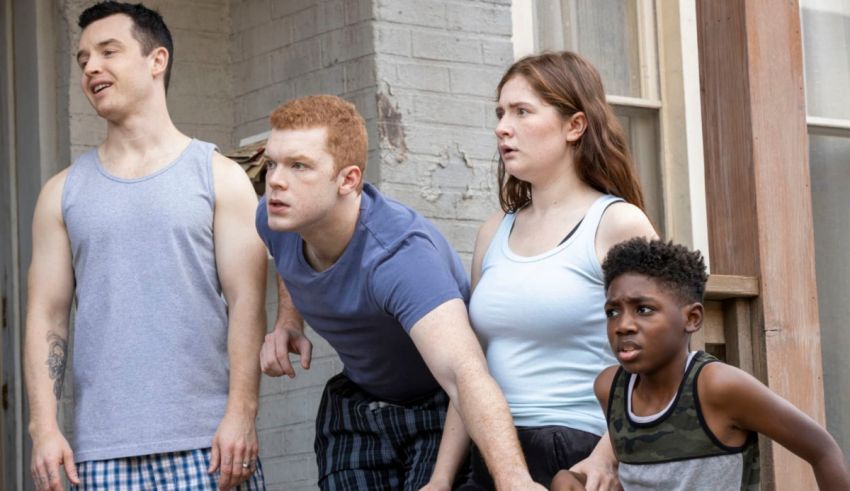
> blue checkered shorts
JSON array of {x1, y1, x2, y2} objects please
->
[
  {"x1": 73, "y1": 447, "x2": 265, "y2": 490},
  {"x1": 315, "y1": 373, "x2": 449, "y2": 490}
]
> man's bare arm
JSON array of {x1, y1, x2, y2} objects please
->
[
  {"x1": 24, "y1": 170, "x2": 80, "y2": 489},
  {"x1": 208, "y1": 154, "x2": 268, "y2": 489},
  {"x1": 275, "y1": 274, "x2": 304, "y2": 332},
  {"x1": 410, "y1": 299, "x2": 543, "y2": 490},
  {"x1": 259, "y1": 274, "x2": 312, "y2": 378}
]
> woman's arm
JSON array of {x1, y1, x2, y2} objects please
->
[
  {"x1": 422, "y1": 212, "x2": 504, "y2": 489},
  {"x1": 421, "y1": 404, "x2": 470, "y2": 490},
  {"x1": 564, "y1": 367, "x2": 621, "y2": 491},
  {"x1": 595, "y1": 201, "x2": 658, "y2": 263}
]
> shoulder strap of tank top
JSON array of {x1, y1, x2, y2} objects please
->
[
  {"x1": 577, "y1": 194, "x2": 624, "y2": 276},
  {"x1": 583, "y1": 194, "x2": 625, "y2": 236},
  {"x1": 607, "y1": 366, "x2": 628, "y2": 425},
  {"x1": 480, "y1": 212, "x2": 515, "y2": 269}
]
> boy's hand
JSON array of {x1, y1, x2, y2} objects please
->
[{"x1": 551, "y1": 470, "x2": 587, "y2": 491}]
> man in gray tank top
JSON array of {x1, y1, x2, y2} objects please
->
[{"x1": 24, "y1": 2, "x2": 267, "y2": 490}]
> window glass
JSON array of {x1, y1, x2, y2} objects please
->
[
  {"x1": 809, "y1": 134, "x2": 850, "y2": 459},
  {"x1": 801, "y1": 0, "x2": 850, "y2": 119},
  {"x1": 534, "y1": 0, "x2": 651, "y2": 98},
  {"x1": 615, "y1": 106, "x2": 663, "y2": 234}
]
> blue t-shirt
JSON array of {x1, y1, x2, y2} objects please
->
[{"x1": 256, "y1": 182, "x2": 470, "y2": 402}]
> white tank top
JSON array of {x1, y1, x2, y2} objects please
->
[{"x1": 469, "y1": 194, "x2": 621, "y2": 435}]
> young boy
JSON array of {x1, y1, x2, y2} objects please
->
[{"x1": 553, "y1": 238, "x2": 850, "y2": 490}]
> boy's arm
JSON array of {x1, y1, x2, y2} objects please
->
[
  {"x1": 24, "y1": 171, "x2": 81, "y2": 490},
  {"x1": 700, "y1": 362, "x2": 850, "y2": 489},
  {"x1": 210, "y1": 154, "x2": 268, "y2": 488}
]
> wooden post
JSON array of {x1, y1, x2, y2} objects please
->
[{"x1": 696, "y1": 1, "x2": 824, "y2": 489}]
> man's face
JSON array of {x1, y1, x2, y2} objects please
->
[
  {"x1": 264, "y1": 126, "x2": 342, "y2": 234},
  {"x1": 76, "y1": 14, "x2": 157, "y2": 119},
  {"x1": 604, "y1": 273, "x2": 698, "y2": 375}
]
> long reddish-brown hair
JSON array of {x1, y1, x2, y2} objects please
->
[{"x1": 496, "y1": 51, "x2": 645, "y2": 213}]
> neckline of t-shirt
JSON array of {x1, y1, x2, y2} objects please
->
[
  {"x1": 295, "y1": 184, "x2": 374, "y2": 275},
  {"x1": 499, "y1": 195, "x2": 607, "y2": 263},
  {"x1": 93, "y1": 138, "x2": 198, "y2": 183}
]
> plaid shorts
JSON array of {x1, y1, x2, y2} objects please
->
[
  {"x1": 73, "y1": 447, "x2": 265, "y2": 490},
  {"x1": 315, "y1": 373, "x2": 449, "y2": 491}
]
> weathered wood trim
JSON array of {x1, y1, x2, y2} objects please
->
[
  {"x1": 696, "y1": 1, "x2": 824, "y2": 489},
  {"x1": 705, "y1": 274, "x2": 759, "y2": 300}
]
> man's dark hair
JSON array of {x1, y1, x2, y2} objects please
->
[
  {"x1": 602, "y1": 237, "x2": 709, "y2": 304},
  {"x1": 79, "y1": 2, "x2": 174, "y2": 91}
]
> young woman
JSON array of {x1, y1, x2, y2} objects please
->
[{"x1": 424, "y1": 51, "x2": 657, "y2": 490}]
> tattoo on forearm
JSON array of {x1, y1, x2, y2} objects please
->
[{"x1": 46, "y1": 332, "x2": 68, "y2": 399}]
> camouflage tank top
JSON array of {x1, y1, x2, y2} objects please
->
[{"x1": 606, "y1": 351, "x2": 760, "y2": 490}]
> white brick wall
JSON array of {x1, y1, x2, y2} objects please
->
[
  {"x1": 373, "y1": 0, "x2": 513, "y2": 265},
  {"x1": 231, "y1": 0, "x2": 378, "y2": 152}
]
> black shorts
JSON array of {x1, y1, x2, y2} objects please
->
[{"x1": 460, "y1": 425, "x2": 600, "y2": 489}]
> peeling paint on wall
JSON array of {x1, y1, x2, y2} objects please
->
[{"x1": 376, "y1": 91, "x2": 407, "y2": 162}]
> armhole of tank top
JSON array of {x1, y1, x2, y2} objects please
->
[
  {"x1": 587, "y1": 196, "x2": 624, "y2": 281},
  {"x1": 481, "y1": 213, "x2": 513, "y2": 270},
  {"x1": 205, "y1": 142, "x2": 218, "y2": 206},
  {"x1": 60, "y1": 161, "x2": 81, "y2": 224},
  {"x1": 692, "y1": 355, "x2": 749, "y2": 453},
  {"x1": 607, "y1": 366, "x2": 625, "y2": 423}
]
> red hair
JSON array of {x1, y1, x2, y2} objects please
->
[{"x1": 270, "y1": 95, "x2": 368, "y2": 187}]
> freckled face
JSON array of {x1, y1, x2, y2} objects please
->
[
  {"x1": 495, "y1": 75, "x2": 572, "y2": 184},
  {"x1": 605, "y1": 273, "x2": 695, "y2": 375},
  {"x1": 264, "y1": 127, "x2": 342, "y2": 234}
]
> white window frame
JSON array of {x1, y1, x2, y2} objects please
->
[
  {"x1": 807, "y1": 117, "x2": 850, "y2": 138},
  {"x1": 799, "y1": 1, "x2": 850, "y2": 138}
]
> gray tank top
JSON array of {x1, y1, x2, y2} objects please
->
[{"x1": 62, "y1": 139, "x2": 229, "y2": 462}]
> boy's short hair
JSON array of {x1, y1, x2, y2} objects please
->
[
  {"x1": 269, "y1": 95, "x2": 368, "y2": 188},
  {"x1": 602, "y1": 237, "x2": 709, "y2": 304},
  {"x1": 79, "y1": 2, "x2": 174, "y2": 92}
]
